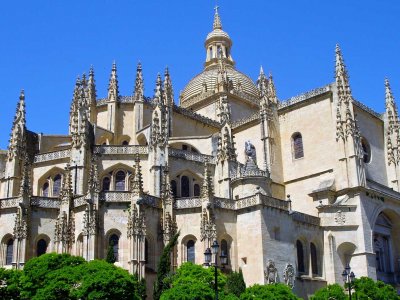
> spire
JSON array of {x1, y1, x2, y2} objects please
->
[
  {"x1": 8, "y1": 90, "x2": 27, "y2": 161},
  {"x1": 88, "y1": 66, "x2": 97, "y2": 106},
  {"x1": 257, "y1": 65, "x2": 268, "y2": 96},
  {"x1": 163, "y1": 67, "x2": 174, "y2": 106},
  {"x1": 385, "y1": 78, "x2": 397, "y2": 110},
  {"x1": 335, "y1": 44, "x2": 352, "y2": 102},
  {"x1": 267, "y1": 73, "x2": 278, "y2": 104},
  {"x1": 154, "y1": 73, "x2": 163, "y2": 104},
  {"x1": 134, "y1": 62, "x2": 144, "y2": 102},
  {"x1": 108, "y1": 61, "x2": 119, "y2": 102},
  {"x1": 213, "y1": 5, "x2": 222, "y2": 30},
  {"x1": 19, "y1": 153, "x2": 31, "y2": 197}
]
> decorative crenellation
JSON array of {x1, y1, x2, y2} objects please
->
[
  {"x1": 0, "y1": 197, "x2": 20, "y2": 209},
  {"x1": 279, "y1": 85, "x2": 330, "y2": 110},
  {"x1": 100, "y1": 191, "x2": 132, "y2": 202},
  {"x1": 34, "y1": 149, "x2": 71, "y2": 164},
  {"x1": 93, "y1": 145, "x2": 148, "y2": 155},
  {"x1": 30, "y1": 197, "x2": 61, "y2": 209},
  {"x1": 168, "y1": 148, "x2": 216, "y2": 164}
]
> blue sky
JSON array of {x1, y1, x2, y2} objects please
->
[{"x1": 1, "y1": 1, "x2": 400, "y2": 149}]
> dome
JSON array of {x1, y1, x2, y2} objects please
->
[
  {"x1": 180, "y1": 65, "x2": 260, "y2": 104},
  {"x1": 206, "y1": 29, "x2": 231, "y2": 43}
]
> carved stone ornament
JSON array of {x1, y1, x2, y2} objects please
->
[
  {"x1": 283, "y1": 263, "x2": 295, "y2": 289},
  {"x1": 334, "y1": 210, "x2": 346, "y2": 225},
  {"x1": 264, "y1": 260, "x2": 278, "y2": 284}
]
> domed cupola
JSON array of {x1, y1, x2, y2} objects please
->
[{"x1": 204, "y1": 6, "x2": 234, "y2": 69}]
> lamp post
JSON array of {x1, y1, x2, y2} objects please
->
[
  {"x1": 204, "y1": 240, "x2": 228, "y2": 300},
  {"x1": 342, "y1": 264, "x2": 356, "y2": 300}
]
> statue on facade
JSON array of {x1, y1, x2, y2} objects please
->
[{"x1": 245, "y1": 140, "x2": 257, "y2": 163}]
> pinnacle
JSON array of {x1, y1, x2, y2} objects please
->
[
  {"x1": 165, "y1": 66, "x2": 170, "y2": 77},
  {"x1": 213, "y1": 6, "x2": 222, "y2": 30},
  {"x1": 137, "y1": 61, "x2": 142, "y2": 71},
  {"x1": 19, "y1": 89, "x2": 25, "y2": 101},
  {"x1": 112, "y1": 61, "x2": 117, "y2": 72},
  {"x1": 89, "y1": 65, "x2": 95, "y2": 77},
  {"x1": 259, "y1": 65, "x2": 264, "y2": 75}
]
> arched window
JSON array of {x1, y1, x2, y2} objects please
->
[
  {"x1": 361, "y1": 138, "x2": 371, "y2": 163},
  {"x1": 42, "y1": 182, "x2": 49, "y2": 197},
  {"x1": 102, "y1": 177, "x2": 111, "y2": 191},
  {"x1": 6, "y1": 239, "x2": 13, "y2": 265},
  {"x1": 292, "y1": 133, "x2": 304, "y2": 159},
  {"x1": 109, "y1": 234, "x2": 119, "y2": 262},
  {"x1": 209, "y1": 47, "x2": 213, "y2": 59},
  {"x1": 194, "y1": 184, "x2": 200, "y2": 197},
  {"x1": 76, "y1": 235, "x2": 83, "y2": 257},
  {"x1": 181, "y1": 176, "x2": 190, "y2": 198},
  {"x1": 115, "y1": 171, "x2": 126, "y2": 191},
  {"x1": 310, "y1": 243, "x2": 318, "y2": 275},
  {"x1": 53, "y1": 174, "x2": 62, "y2": 196},
  {"x1": 221, "y1": 239, "x2": 229, "y2": 265},
  {"x1": 122, "y1": 140, "x2": 129, "y2": 145},
  {"x1": 296, "y1": 240, "x2": 305, "y2": 273},
  {"x1": 37, "y1": 239, "x2": 47, "y2": 256},
  {"x1": 187, "y1": 240, "x2": 195, "y2": 263},
  {"x1": 171, "y1": 180, "x2": 177, "y2": 198}
]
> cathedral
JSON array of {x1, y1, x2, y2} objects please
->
[{"x1": 1, "y1": 7, "x2": 399, "y2": 299}]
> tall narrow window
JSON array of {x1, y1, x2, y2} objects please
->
[
  {"x1": 310, "y1": 243, "x2": 318, "y2": 275},
  {"x1": 181, "y1": 176, "x2": 190, "y2": 198},
  {"x1": 42, "y1": 182, "x2": 49, "y2": 197},
  {"x1": 37, "y1": 239, "x2": 47, "y2": 256},
  {"x1": 115, "y1": 171, "x2": 126, "y2": 191},
  {"x1": 292, "y1": 133, "x2": 304, "y2": 159},
  {"x1": 145, "y1": 238, "x2": 149, "y2": 264},
  {"x1": 171, "y1": 180, "x2": 177, "y2": 198},
  {"x1": 194, "y1": 184, "x2": 200, "y2": 197},
  {"x1": 109, "y1": 234, "x2": 119, "y2": 262},
  {"x1": 187, "y1": 240, "x2": 195, "y2": 263},
  {"x1": 296, "y1": 240, "x2": 305, "y2": 273},
  {"x1": 6, "y1": 239, "x2": 13, "y2": 265},
  {"x1": 102, "y1": 177, "x2": 111, "y2": 191},
  {"x1": 53, "y1": 174, "x2": 62, "y2": 196},
  {"x1": 221, "y1": 239, "x2": 229, "y2": 265},
  {"x1": 76, "y1": 235, "x2": 83, "y2": 257}
]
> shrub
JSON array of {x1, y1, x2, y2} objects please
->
[
  {"x1": 240, "y1": 283, "x2": 300, "y2": 300},
  {"x1": 225, "y1": 268, "x2": 246, "y2": 297},
  {"x1": 310, "y1": 283, "x2": 347, "y2": 300}
]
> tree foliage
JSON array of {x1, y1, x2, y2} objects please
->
[
  {"x1": 225, "y1": 268, "x2": 246, "y2": 297},
  {"x1": 239, "y1": 284, "x2": 300, "y2": 300},
  {"x1": 160, "y1": 262, "x2": 231, "y2": 300},
  {"x1": 153, "y1": 231, "x2": 179, "y2": 300},
  {"x1": 0, "y1": 268, "x2": 22, "y2": 300},
  {"x1": 11, "y1": 253, "x2": 142, "y2": 300},
  {"x1": 310, "y1": 283, "x2": 347, "y2": 300},
  {"x1": 353, "y1": 277, "x2": 400, "y2": 300}
]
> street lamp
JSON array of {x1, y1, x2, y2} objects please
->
[
  {"x1": 342, "y1": 264, "x2": 356, "y2": 300},
  {"x1": 204, "y1": 240, "x2": 228, "y2": 300}
]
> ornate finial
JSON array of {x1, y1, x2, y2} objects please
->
[
  {"x1": 267, "y1": 72, "x2": 278, "y2": 104},
  {"x1": 108, "y1": 61, "x2": 119, "y2": 102},
  {"x1": 260, "y1": 65, "x2": 264, "y2": 75},
  {"x1": 213, "y1": 5, "x2": 222, "y2": 30},
  {"x1": 154, "y1": 73, "x2": 163, "y2": 102},
  {"x1": 385, "y1": 78, "x2": 396, "y2": 109},
  {"x1": 164, "y1": 67, "x2": 174, "y2": 106},
  {"x1": 257, "y1": 66, "x2": 268, "y2": 95},
  {"x1": 134, "y1": 61, "x2": 144, "y2": 101},
  {"x1": 19, "y1": 89, "x2": 25, "y2": 101}
]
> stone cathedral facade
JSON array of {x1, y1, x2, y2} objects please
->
[{"x1": 1, "y1": 8, "x2": 400, "y2": 299}]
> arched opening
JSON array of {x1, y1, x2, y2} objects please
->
[
  {"x1": 37, "y1": 239, "x2": 48, "y2": 256},
  {"x1": 42, "y1": 182, "x2": 49, "y2": 197},
  {"x1": 102, "y1": 177, "x2": 111, "y2": 191},
  {"x1": 53, "y1": 174, "x2": 62, "y2": 196},
  {"x1": 76, "y1": 234, "x2": 83, "y2": 257},
  {"x1": 181, "y1": 176, "x2": 190, "y2": 198},
  {"x1": 109, "y1": 234, "x2": 119, "y2": 262},
  {"x1": 187, "y1": 240, "x2": 195, "y2": 263},
  {"x1": 171, "y1": 180, "x2": 177, "y2": 198},
  {"x1": 310, "y1": 242, "x2": 318, "y2": 276},
  {"x1": 361, "y1": 137, "x2": 371, "y2": 163},
  {"x1": 193, "y1": 184, "x2": 200, "y2": 197},
  {"x1": 292, "y1": 133, "x2": 304, "y2": 159},
  {"x1": 5, "y1": 239, "x2": 13, "y2": 265},
  {"x1": 296, "y1": 240, "x2": 305, "y2": 274},
  {"x1": 115, "y1": 171, "x2": 126, "y2": 191},
  {"x1": 221, "y1": 239, "x2": 229, "y2": 266},
  {"x1": 145, "y1": 238, "x2": 149, "y2": 264},
  {"x1": 122, "y1": 140, "x2": 129, "y2": 145}
]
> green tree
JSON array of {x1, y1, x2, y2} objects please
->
[
  {"x1": 18, "y1": 253, "x2": 142, "y2": 300},
  {"x1": 0, "y1": 268, "x2": 22, "y2": 299},
  {"x1": 353, "y1": 277, "x2": 400, "y2": 300},
  {"x1": 153, "y1": 232, "x2": 179, "y2": 300},
  {"x1": 105, "y1": 244, "x2": 116, "y2": 264},
  {"x1": 310, "y1": 283, "x2": 347, "y2": 300},
  {"x1": 240, "y1": 284, "x2": 300, "y2": 300},
  {"x1": 160, "y1": 262, "x2": 229, "y2": 300},
  {"x1": 225, "y1": 268, "x2": 246, "y2": 297}
]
